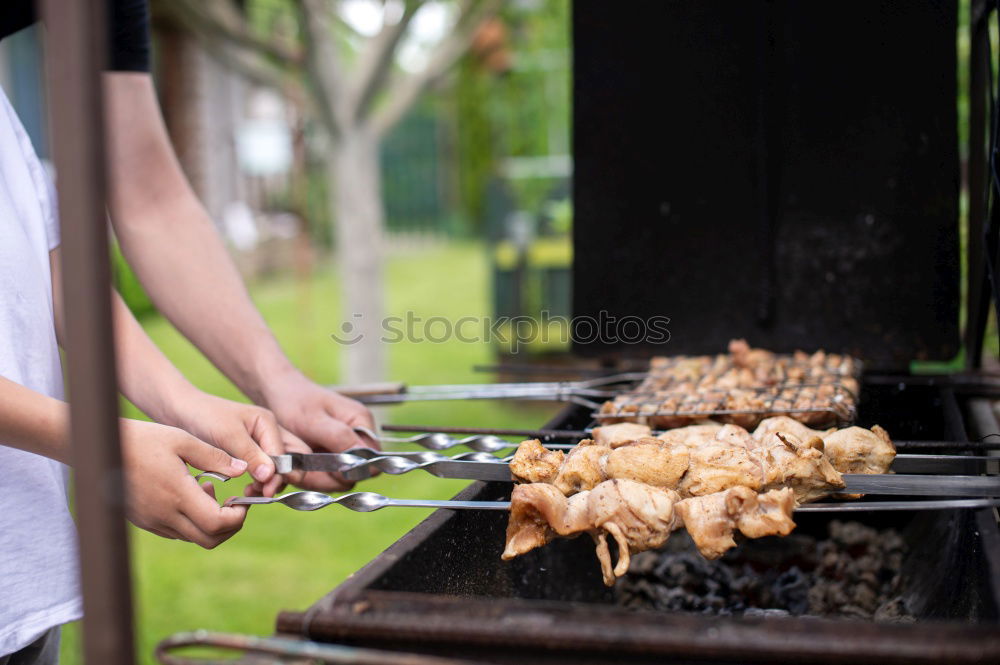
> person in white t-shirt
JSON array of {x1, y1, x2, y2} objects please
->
[{"x1": 0, "y1": 3, "x2": 378, "y2": 662}]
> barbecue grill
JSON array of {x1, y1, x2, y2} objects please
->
[
  {"x1": 260, "y1": 376, "x2": 1000, "y2": 665},
  {"x1": 161, "y1": 1, "x2": 1000, "y2": 663}
]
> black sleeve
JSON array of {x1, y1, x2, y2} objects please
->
[
  {"x1": 0, "y1": 0, "x2": 150, "y2": 72},
  {"x1": 0, "y1": 1, "x2": 38, "y2": 42},
  {"x1": 107, "y1": 0, "x2": 151, "y2": 72}
]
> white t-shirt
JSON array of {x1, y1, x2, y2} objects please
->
[{"x1": 0, "y1": 85, "x2": 81, "y2": 655}]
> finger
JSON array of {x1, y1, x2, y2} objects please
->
[
  {"x1": 335, "y1": 394, "x2": 377, "y2": 432},
  {"x1": 180, "y1": 438, "x2": 249, "y2": 478},
  {"x1": 261, "y1": 475, "x2": 284, "y2": 497},
  {"x1": 298, "y1": 469, "x2": 355, "y2": 493},
  {"x1": 313, "y1": 414, "x2": 368, "y2": 453},
  {"x1": 218, "y1": 422, "x2": 276, "y2": 484},
  {"x1": 297, "y1": 418, "x2": 365, "y2": 489},
  {"x1": 148, "y1": 527, "x2": 179, "y2": 540},
  {"x1": 176, "y1": 480, "x2": 248, "y2": 548},
  {"x1": 263, "y1": 477, "x2": 287, "y2": 496},
  {"x1": 167, "y1": 513, "x2": 216, "y2": 549},
  {"x1": 173, "y1": 513, "x2": 241, "y2": 550},
  {"x1": 353, "y1": 423, "x2": 381, "y2": 451},
  {"x1": 247, "y1": 411, "x2": 285, "y2": 482},
  {"x1": 358, "y1": 409, "x2": 378, "y2": 435}
]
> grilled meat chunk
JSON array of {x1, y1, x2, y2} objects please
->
[
  {"x1": 501, "y1": 482, "x2": 570, "y2": 558},
  {"x1": 656, "y1": 422, "x2": 724, "y2": 446},
  {"x1": 754, "y1": 416, "x2": 835, "y2": 442},
  {"x1": 753, "y1": 417, "x2": 895, "y2": 476},
  {"x1": 502, "y1": 479, "x2": 683, "y2": 585},
  {"x1": 503, "y1": 480, "x2": 797, "y2": 584},
  {"x1": 676, "y1": 438, "x2": 765, "y2": 496},
  {"x1": 748, "y1": 432, "x2": 845, "y2": 503},
  {"x1": 552, "y1": 445, "x2": 607, "y2": 495},
  {"x1": 675, "y1": 486, "x2": 796, "y2": 559},
  {"x1": 508, "y1": 439, "x2": 563, "y2": 484},
  {"x1": 823, "y1": 425, "x2": 896, "y2": 475},
  {"x1": 603, "y1": 438, "x2": 691, "y2": 490},
  {"x1": 591, "y1": 422, "x2": 653, "y2": 447}
]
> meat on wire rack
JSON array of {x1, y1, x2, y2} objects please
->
[
  {"x1": 357, "y1": 341, "x2": 862, "y2": 428},
  {"x1": 596, "y1": 381, "x2": 858, "y2": 429}
]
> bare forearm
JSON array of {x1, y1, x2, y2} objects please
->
[
  {"x1": 0, "y1": 375, "x2": 69, "y2": 463},
  {"x1": 100, "y1": 73, "x2": 376, "y2": 469},
  {"x1": 104, "y1": 73, "x2": 297, "y2": 406},
  {"x1": 115, "y1": 203, "x2": 293, "y2": 403},
  {"x1": 112, "y1": 289, "x2": 205, "y2": 424},
  {"x1": 52, "y1": 246, "x2": 204, "y2": 424}
]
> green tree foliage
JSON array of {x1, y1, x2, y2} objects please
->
[{"x1": 453, "y1": 0, "x2": 570, "y2": 232}]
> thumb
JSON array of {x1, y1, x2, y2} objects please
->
[
  {"x1": 224, "y1": 429, "x2": 276, "y2": 484},
  {"x1": 181, "y1": 437, "x2": 249, "y2": 478}
]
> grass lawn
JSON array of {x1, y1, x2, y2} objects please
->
[{"x1": 59, "y1": 242, "x2": 558, "y2": 664}]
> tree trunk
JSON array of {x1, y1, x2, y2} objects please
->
[{"x1": 331, "y1": 128, "x2": 387, "y2": 384}]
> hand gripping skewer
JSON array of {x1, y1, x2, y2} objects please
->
[
  {"x1": 196, "y1": 445, "x2": 999, "y2": 484},
  {"x1": 198, "y1": 447, "x2": 1000, "y2": 497}
]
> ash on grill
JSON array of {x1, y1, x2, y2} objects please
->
[{"x1": 616, "y1": 520, "x2": 913, "y2": 621}]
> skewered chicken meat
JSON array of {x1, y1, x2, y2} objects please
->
[
  {"x1": 591, "y1": 422, "x2": 652, "y2": 447},
  {"x1": 753, "y1": 416, "x2": 834, "y2": 442},
  {"x1": 502, "y1": 479, "x2": 797, "y2": 585},
  {"x1": 674, "y1": 486, "x2": 796, "y2": 559},
  {"x1": 503, "y1": 417, "x2": 894, "y2": 586},
  {"x1": 508, "y1": 438, "x2": 564, "y2": 484},
  {"x1": 592, "y1": 418, "x2": 893, "y2": 476},
  {"x1": 510, "y1": 425, "x2": 846, "y2": 502},
  {"x1": 752, "y1": 417, "x2": 895, "y2": 475},
  {"x1": 822, "y1": 425, "x2": 895, "y2": 475},
  {"x1": 656, "y1": 422, "x2": 724, "y2": 446},
  {"x1": 503, "y1": 479, "x2": 683, "y2": 585}
]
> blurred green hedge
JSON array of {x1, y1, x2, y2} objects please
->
[{"x1": 111, "y1": 242, "x2": 156, "y2": 318}]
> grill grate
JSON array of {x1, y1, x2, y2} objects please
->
[{"x1": 596, "y1": 348, "x2": 861, "y2": 428}]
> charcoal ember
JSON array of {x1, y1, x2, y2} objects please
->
[
  {"x1": 874, "y1": 596, "x2": 914, "y2": 623},
  {"x1": 770, "y1": 567, "x2": 810, "y2": 615},
  {"x1": 830, "y1": 520, "x2": 875, "y2": 547},
  {"x1": 616, "y1": 521, "x2": 913, "y2": 621}
]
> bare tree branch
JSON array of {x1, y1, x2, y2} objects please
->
[
  {"x1": 371, "y1": 0, "x2": 501, "y2": 138},
  {"x1": 208, "y1": 37, "x2": 304, "y2": 99},
  {"x1": 349, "y1": 0, "x2": 422, "y2": 123},
  {"x1": 295, "y1": 0, "x2": 351, "y2": 139},
  {"x1": 160, "y1": 0, "x2": 303, "y2": 68},
  {"x1": 152, "y1": 0, "x2": 300, "y2": 96}
]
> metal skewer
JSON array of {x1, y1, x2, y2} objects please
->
[
  {"x1": 225, "y1": 491, "x2": 1000, "y2": 514},
  {"x1": 322, "y1": 454, "x2": 1000, "y2": 495},
  {"x1": 270, "y1": 451, "x2": 1000, "y2": 482},
  {"x1": 354, "y1": 373, "x2": 645, "y2": 408},
  {"x1": 198, "y1": 445, "x2": 998, "y2": 484},
  {"x1": 354, "y1": 426, "x2": 515, "y2": 453},
  {"x1": 226, "y1": 491, "x2": 510, "y2": 512},
  {"x1": 370, "y1": 426, "x2": 1000, "y2": 452}
]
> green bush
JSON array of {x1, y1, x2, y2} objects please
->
[{"x1": 111, "y1": 242, "x2": 156, "y2": 319}]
